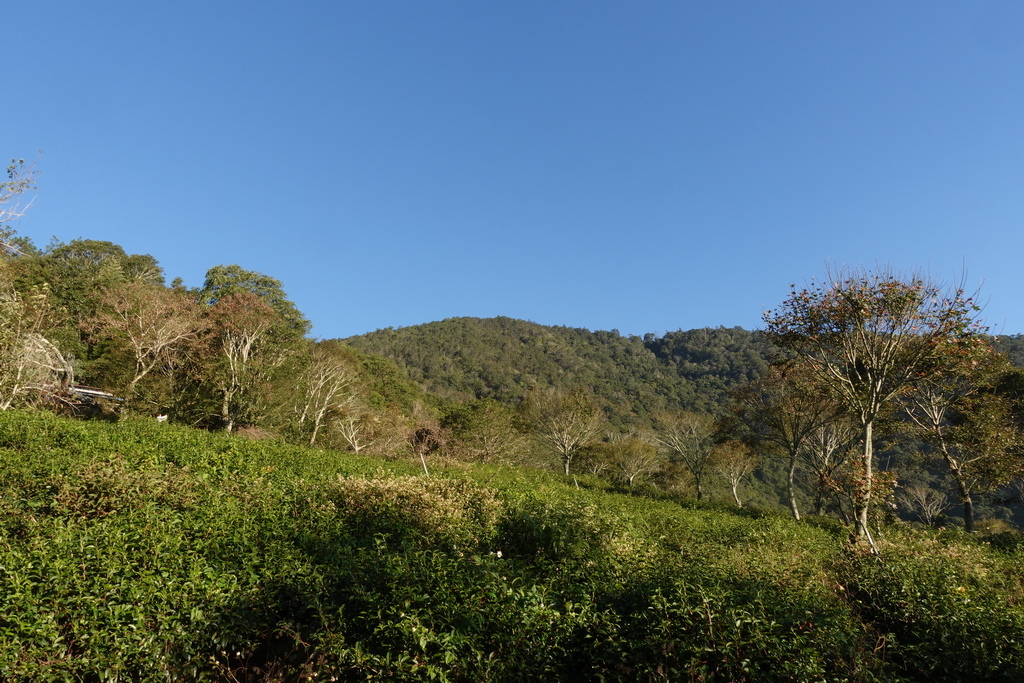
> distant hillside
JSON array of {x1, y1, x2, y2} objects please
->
[
  {"x1": 341, "y1": 317, "x2": 777, "y2": 425},
  {"x1": 993, "y1": 334, "x2": 1024, "y2": 368}
]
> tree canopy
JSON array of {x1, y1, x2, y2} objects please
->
[{"x1": 765, "y1": 268, "x2": 985, "y2": 541}]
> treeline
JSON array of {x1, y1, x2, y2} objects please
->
[{"x1": 345, "y1": 314, "x2": 1024, "y2": 532}]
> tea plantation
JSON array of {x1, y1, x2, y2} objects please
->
[{"x1": 0, "y1": 411, "x2": 1022, "y2": 681}]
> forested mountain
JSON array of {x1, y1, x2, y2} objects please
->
[{"x1": 342, "y1": 317, "x2": 778, "y2": 426}]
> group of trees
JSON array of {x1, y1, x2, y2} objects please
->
[
  {"x1": 0, "y1": 165, "x2": 421, "y2": 454},
  {"x1": 453, "y1": 388, "x2": 759, "y2": 501},
  {"x1": 757, "y1": 269, "x2": 1024, "y2": 540},
  {"x1": 5, "y1": 240, "x2": 438, "y2": 454},
  {"x1": 505, "y1": 270, "x2": 1024, "y2": 541}
]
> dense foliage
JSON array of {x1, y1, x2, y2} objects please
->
[
  {"x1": 343, "y1": 317, "x2": 776, "y2": 424},
  {"x1": 2, "y1": 410, "x2": 1023, "y2": 680}
]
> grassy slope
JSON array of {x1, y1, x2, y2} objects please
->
[{"x1": 0, "y1": 411, "x2": 1022, "y2": 681}]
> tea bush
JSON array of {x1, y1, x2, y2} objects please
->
[
  {"x1": 0, "y1": 410, "x2": 1023, "y2": 680},
  {"x1": 846, "y1": 529, "x2": 1024, "y2": 682}
]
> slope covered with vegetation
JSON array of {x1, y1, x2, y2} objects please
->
[
  {"x1": 1, "y1": 409, "x2": 1023, "y2": 681},
  {"x1": 343, "y1": 317, "x2": 776, "y2": 423}
]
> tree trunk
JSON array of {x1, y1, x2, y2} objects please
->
[
  {"x1": 963, "y1": 498, "x2": 975, "y2": 533},
  {"x1": 309, "y1": 410, "x2": 325, "y2": 446},
  {"x1": 221, "y1": 387, "x2": 236, "y2": 433},
  {"x1": 731, "y1": 481, "x2": 742, "y2": 507},
  {"x1": 813, "y1": 483, "x2": 824, "y2": 516},
  {"x1": 419, "y1": 451, "x2": 430, "y2": 476},
  {"x1": 854, "y1": 420, "x2": 873, "y2": 539},
  {"x1": 958, "y1": 479, "x2": 975, "y2": 533},
  {"x1": 787, "y1": 453, "x2": 801, "y2": 521},
  {"x1": 947, "y1": 454, "x2": 976, "y2": 534}
]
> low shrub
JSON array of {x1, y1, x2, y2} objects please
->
[{"x1": 844, "y1": 531, "x2": 1024, "y2": 682}]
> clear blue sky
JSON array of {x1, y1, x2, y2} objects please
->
[{"x1": 7, "y1": 2, "x2": 1024, "y2": 338}]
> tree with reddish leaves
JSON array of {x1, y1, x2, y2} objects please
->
[{"x1": 764, "y1": 268, "x2": 983, "y2": 545}]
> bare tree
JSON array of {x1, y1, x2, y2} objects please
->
[
  {"x1": 207, "y1": 293, "x2": 280, "y2": 432},
  {"x1": 606, "y1": 434, "x2": 663, "y2": 487},
  {"x1": 294, "y1": 341, "x2": 360, "y2": 446},
  {"x1": 0, "y1": 332, "x2": 73, "y2": 410},
  {"x1": 333, "y1": 403, "x2": 376, "y2": 454},
  {"x1": 653, "y1": 411, "x2": 718, "y2": 500},
  {"x1": 713, "y1": 440, "x2": 759, "y2": 507},
  {"x1": 0, "y1": 159, "x2": 38, "y2": 254},
  {"x1": 898, "y1": 484, "x2": 949, "y2": 527},
  {"x1": 333, "y1": 404, "x2": 407, "y2": 457},
  {"x1": 0, "y1": 283, "x2": 72, "y2": 409},
  {"x1": 522, "y1": 388, "x2": 604, "y2": 475},
  {"x1": 84, "y1": 282, "x2": 205, "y2": 396}
]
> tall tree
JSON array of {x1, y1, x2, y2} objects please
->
[
  {"x1": 206, "y1": 292, "x2": 282, "y2": 432},
  {"x1": 292, "y1": 340, "x2": 360, "y2": 446},
  {"x1": 764, "y1": 268, "x2": 983, "y2": 543},
  {"x1": 198, "y1": 265, "x2": 311, "y2": 431},
  {"x1": 200, "y1": 265, "x2": 309, "y2": 335}
]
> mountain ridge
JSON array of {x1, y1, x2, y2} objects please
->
[{"x1": 341, "y1": 316, "x2": 778, "y2": 426}]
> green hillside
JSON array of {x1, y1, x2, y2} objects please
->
[
  {"x1": 342, "y1": 317, "x2": 777, "y2": 424},
  {"x1": 1, "y1": 410, "x2": 1022, "y2": 681}
]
